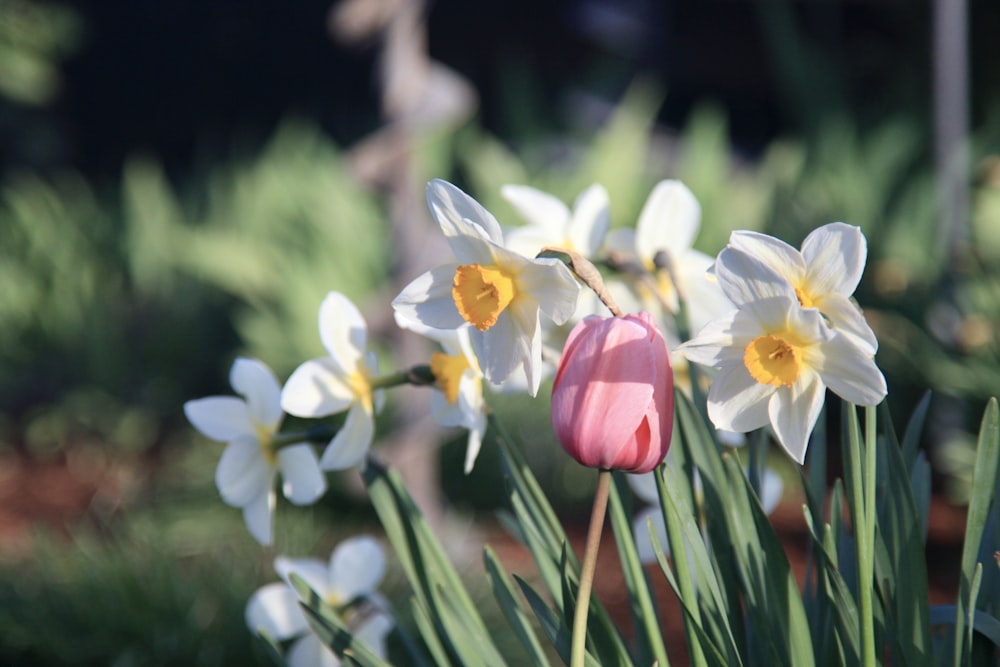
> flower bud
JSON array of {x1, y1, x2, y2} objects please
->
[{"x1": 551, "y1": 313, "x2": 674, "y2": 473}]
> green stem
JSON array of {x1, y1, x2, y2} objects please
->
[
  {"x1": 571, "y1": 469, "x2": 612, "y2": 667},
  {"x1": 369, "y1": 365, "x2": 436, "y2": 390},
  {"x1": 848, "y1": 403, "x2": 877, "y2": 666}
]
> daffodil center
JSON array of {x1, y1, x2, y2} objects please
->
[
  {"x1": 452, "y1": 264, "x2": 516, "y2": 331},
  {"x1": 795, "y1": 285, "x2": 816, "y2": 309},
  {"x1": 744, "y1": 334, "x2": 802, "y2": 387},
  {"x1": 256, "y1": 425, "x2": 278, "y2": 466},
  {"x1": 349, "y1": 366, "x2": 373, "y2": 412},
  {"x1": 325, "y1": 591, "x2": 343, "y2": 608},
  {"x1": 430, "y1": 352, "x2": 470, "y2": 404}
]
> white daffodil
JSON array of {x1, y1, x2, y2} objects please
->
[
  {"x1": 394, "y1": 313, "x2": 488, "y2": 473},
  {"x1": 605, "y1": 180, "x2": 731, "y2": 334},
  {"x1": 281, "y1": 292, "x2": 385, "y2": 471},
  {"x1": 726, "y1": 223, "x2": 878, "y2": 354},
  {"x1": 184, "y1": 358, "x2": 326, "y2": 545},
  {"x1": 628, "y1": 463, "x2": 783, "y2": 564},
  {"x1": 392, "y1": 179, "x2": 580, "y2": 397},
  {"x1": 502, "y1": 183, "x2": 610, "y2": 259},
  {"x1": 246, "y1": 536, "x2": 393, "y2": 667},
  {"x1": 677, "y1": 247, "x2": 887, "y2": 463}
]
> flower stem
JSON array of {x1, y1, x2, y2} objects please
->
[
  {"x1": 571, "y1": 468, "x2": 612, "y2": 667},
  {"x1": 848, "y1": 403, "x2": 877, "y2": 666}
]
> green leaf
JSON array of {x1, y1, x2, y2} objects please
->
[
  {"x1": 607, "y1": 472, "x2": 669, "y2": 667},
  {"x1": 514, "y1": 575, "x2": 601, "y2": 667},
  {"x1": 484, "y1": 546, "x2": 549, "y2": 666}
]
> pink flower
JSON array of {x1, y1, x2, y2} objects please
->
[{"x1": 551, "y1": 313, "x2": 674, "y2": 473}]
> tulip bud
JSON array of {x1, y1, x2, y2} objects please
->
[{"x1": 551, "y1": 313, "x2": 673, "y2": 473}]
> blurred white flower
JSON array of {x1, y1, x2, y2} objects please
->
[
  {"x1": 392, "y1": 179, "x2": 580, "y2": 395},
  {"x1": 395, "y1": 313, "x2": 488, "y2": 473},
  {"x1": 184, "y1": 358, "x2": 326, "y2": 545},
  {"x1": 246, "y1": 536, "x2": 393, "y2": 667},
  {"x1": 678, "y1": 246, "x2": 886, "y2": 463},
  {"x1": 726, "y1": 223, "x2": 878, "y2": 354},
  {"x1": 605, "y1": 180, "x2": 731, "y2": 333},
  {"x1": 281, "y1": 292, "x2": 385, "y2": 471}
]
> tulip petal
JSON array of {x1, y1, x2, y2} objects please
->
[
  {"x1": 281, "y1": 359, "x2": 354, "y2": 418},
  {"x1": 245, "y1": 582, "x2": 308, "y2": 640},
  {"x1": 229, "y1": 358, "x2": 284, "y2": 431},
  {"x1": 329, "y1": 535, "x2": 386, "y2": 601},
  {"x1": 184, "y1": 397, "x2": 256, "y2": 442},
  {"x1": 278, "y1": 444, "x2": 327, "y2": 505}
]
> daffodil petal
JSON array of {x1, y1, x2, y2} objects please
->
[
  {"x1": 469, "y1": 307, "x2": 527, "y2": 392},
  {"x1": 184, "y1": 397, "x2": 256, "y2": 442},
  {"x1": 768, "y1": 374, "x2": 826, "y2": 464},
  {"x1": 636, "y1": 180, "x2": 701, "y2": 261},
  {"x1": 287, "y1": 634, "x2": 338, "y2": 667},
  {"x1": 278, "y1": 444, "x2": 327, "y2": 505},
  {"x1": 569, "y1": 183, "x2": 610, "y2": 257},
  {"x1": 319, "y1": 292, "x2": 366, "y2": 373},
  {"x1": 513, "y1": 254, "x2": 579, "y2": 325},
  {"x1": 427, "y1": 179, "x2": 504, "y2": 261},
  {"x1": 230, "y1": 357, "x2": 284, "y2": 431},
  {"x1": 801, "y1": 222, "x2": 866, "y2": 296},
  {"x1": 604, "y1": 227, "x2": 637, "y2": 257},
  {"x1": 281, "y1": 358, "x2": 354, "y2": 418},
  {"x1": 353, "y1": 611, "x2": 394, "y2": 660},
  {"x1": 760, "y1": 469, "x2": 784, "y2": 514},
  {"x1": 677, "y1": 250, "x2": 733, "y2": 333},
  {"x1": 242, "y1": 489, "x2": 274, "y2": 545},
  {"x1": 275, "y1": 556, "x2": 330, "y2": 599},
  {"x1": 245, "y1": 582, "x2": 308, "y2": 640},
  {"x1": 814, "y1": 333, "x2": 887, "y2": 406},
  {"x1": 632, "y1": 505, "x2": 667, "y2": 564},
  {"x1": 706, "y1": 365, "x2": 774, "y2": 433},
  {"x1": 318, "y1": 402, "x2": 374, "y2": 471},
  {"x1": 329, "y1": 535, "x2": 386, "y2": 601},
  {"x1": 463, "y1": 411, "x2": 487, "y2": 473},
  {"x1": 677, "y1": 309, "x2": 756, "y2": 367},
  {"x1": 727, "y1": 230, "x2": 805, "y2": 286},
  {"x1": 506, "y1": 298, "x2": 543, "y2": 395},
  {"x1": 500, "y1": 184, "x2": 569, "y2": 234},
  {"x1": 392, "y1": 265, "x2": 467, "y2": 330},
  {"x1": 814, "y1": 293, "x2": 879, "y2": 353},
  {"x1": 215, "y1": 437, "x2": 272, "y2": 507},
  {"x1": 714, "y1": 247, "x2": 797, "y2": 308}
]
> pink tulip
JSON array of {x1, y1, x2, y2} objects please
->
[{"x1": 551, "y1": 313, "x2": 673, "y2": 473}]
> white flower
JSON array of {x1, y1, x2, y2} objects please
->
[
  {"x1": 628, "y1": 462, "x2": 784, "y2": 564},
  {"x1": 392, "y1": 179, "x2": 580, "y2": 396},
  {"x1": 677, "y1": 247, "x2": 887, "y2": 463},
  {"x1": 281, "y1": 292, "x2": 385, "y2": 471},
  {"x1": 394, "y1": 314, "x2": 488, "y2": 474},
  {"x1": 184, "y1": 358, "x2": 326, "y2": 545},
  {"x1": 501, "y1": 183, "x2": 610, "y2": 259},
  {"x1": 246, "y1": 536, "x2": 393, "y2": 667},
  {"x1": 726, "y1": 223, "x2": 878, "y2": 353},
  {"x1": 606, "y1": 180, "x2": 731, "y2": 334}
]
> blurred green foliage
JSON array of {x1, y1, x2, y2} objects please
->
[{"x1": 0, "y1": 0, "x2": 80, "y2": 106}]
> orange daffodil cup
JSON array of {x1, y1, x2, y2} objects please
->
[{"x1": 678, "y1": 223, "x2": 887, "y2": 464}]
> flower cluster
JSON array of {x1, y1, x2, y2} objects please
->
[{"x1": 183, "y1": 175, "x2": 891, "y2": 664}]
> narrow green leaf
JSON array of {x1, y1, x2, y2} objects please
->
[
  {"x1": 514, "y1": 575, "x2": 601, "y2": 667},
  {"x1": 930, "y1": 605, "x2": 1000, "y2": 649},
  {"x1": 900, "y1": 391, "x2": 932, "y2": 471},
  {"x1": 608, "y1": 472, "x2": 669, "y2": 667},
  {"x1": 410, "y1": 597, "x2": 454, "y2": 667},
  {"x1": 484, "y1": 546, "x2": 549, "y2": 666}
]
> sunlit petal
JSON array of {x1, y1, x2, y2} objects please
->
[
  {"x1": 318, "y1": 403, "x2": 374, "y2": 471},
  {"x1": 245, "y1": 582, "x2": 308, "y2": 640},
  {"x1": 278, "y1": 444, "x2": 327, "y2": 505},
  {"x1": 184, "y1": 397, "x2": 255, "y2": 442},
  {"x1": 329, "y1": 535, "x2": 387, "y2": 601},
  {"x1": 281, "y1": 359, "x2": 354, "y2": 418},
  {"x1": 215, "y1": 437, "x2": 272, "y2": 507},
  {"x1": 801, "y1": 222, "x2": 866, "y2": 296},
  {"x1": 706, "y1": 365, "x2": 773, "y2": 433},
  {"x1": 230, "y1": 358, "x2": 284, "y2": 430},
  {"x1": 392, "y1": 265, "x2": 467, "y2": 330},
  {"x1": 635, "y1": 180, "x2": 701, "y2": 261},
  {"x1": 768, "y1": 373, "x2": 826, "y2": 464},
  {"x1": 427, "y1": 179, "x2": 503, "y2": 261},
  {"x1": 242, "y1": 489, "x2": 275, "y2": 545},
  {"x1": 318, "y1": 292, "x2": 367, "y2": 373}
]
